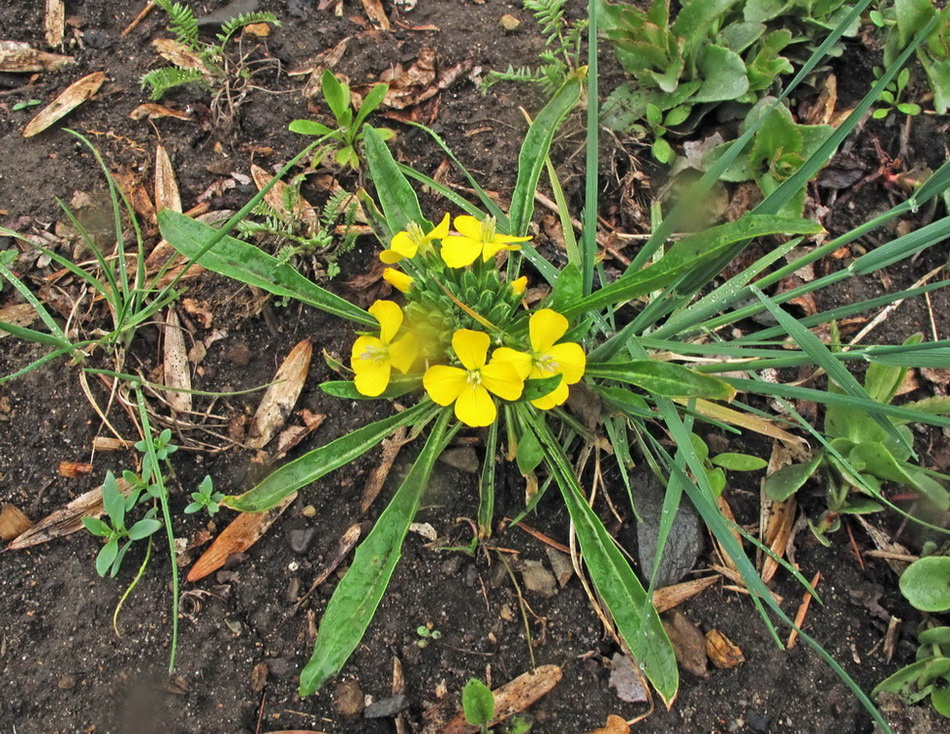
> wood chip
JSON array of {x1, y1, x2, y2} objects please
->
[
  {"x1": 786, "y1": 571, "x2": 820, "y2": 649},
  {"x1": 705, "y1": 628, "x2": 745, "y2": 668},
  {"x1": 163, "y1": 307, "x2": 192, "y2": 414},
  {"x1": 652, "y1": 575, "x2": 719, "y2": 613},
  {"x1": 0, "y1": 40, "x2": 72, "y2": 72},
  {"x1": 23, "y1": 71, "x2": 106, "y2": 138},
  {"x1": 58, "y1": 461, "x2": 94, "y2": 478},
  {"x1": 361, "y1": 0, "x2": 391, "y2": 30},
  {"x1": 361, "y1": 425, "x2": 409, "y2": 511},
  {"x1": 441, "y1": 665, "x2": 562, "y2": 734},
  {"x1": 45, "y1": 0, "x2": 65, "y2": 47},
  {"x1": 186, "y1": 492, "x2": 296, "y2": 582},
  {"x1": 0, "y1": 503, "x2": 32, "y2": 542},
  {"x1": 152, "y1": 38, "x2": 205, "y2": 71},
  {"x1": 154, "y1": 144, "x2": 182, "y2": 214},
  {"x1": 247, "y1": 340, "x2": 313, "y2": 449},
  {"x1": 0, "y1": 303, "x2": 38, "y2": 338},
  {"x1": 6, "y1": 476, "x2": 131, "y2": 550},
  {"x1": 130, "y1": 103, "x2": 192, "y2": 121}
]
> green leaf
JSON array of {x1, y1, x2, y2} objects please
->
[
  {"x1": 319, "y1": 376, "x2": 421, "y2": 400},
  {"x1": 82, "y1": 516, "x2": 112, "y2": 537},
  {"x1": 763, "y1": 454, "x2": 823, "y2": 501},
  {"x1": 522, "y1": 374, "x2": 563, "y2": 402},
  {"x1": 693, "y1": 44, "x2": 749, "y2": 103},
  {"x1": 224, "y1": 400, "x2": 437, "y2": 513},
  {"x1": 127, "y1": 518, "x2": 162, "y2": 540},
  {"x1": 652, "y1": 136, "x2": 674, "y2": 163},
  {"x1": 509, "y1": 68, "x2": 585, "y2": 236},
  {"x1": 917, "y1": 626, "x2": 950, "y2": 646},
  {"x1": 549, "y1": 262, "x2": 582, "y2": 314},
  {"x1": 158, "y1": 211, "x2": 373, "y2": 326},
  {"x1": 837, "y1": 497, "x2": 884, "y2": 515},
  {"x1": 288, "y1": 119, "x2": 335, "y2": 137},
  {"x1": 567, "y1": 214, "x2": 822, "y2": 320},
  {"x1": 354, "y1": 83, "x2": 389, "y2": 130},
  {"x1": 96, "y1": 539, "x2": 119, "y2": 576},
  {"x1": 711, "y1": 453, "x2": 768, "y2": 471},
  {"x1": 520, "y1": 406, "x2": 678, "y2": 705},
  {"x1": 866, "y1": 334, "x2": 921, "y2": 404},
  {"x1": 901, "y1": 556, "x2": 950, "y2": 612},
  {"x1": 102, "y1": 471, "x2": 125, "y2": 529},
  {"x1": 321, "y1": 69, "x2": 349, "y2": 122},
  {"x1": 873, "y1": 656, "x2": 945, "y2": 699},
  {"x1": 931, "y1": 683, "x2": 950, "y2": 717},
  {"x1": 586, "y1": 360, "x2": 736, "y2": 400},
  {"x1": 363, "y1": 125, "x2": 428, "y2": 234},
  {"x1": 516, "y1": 426, "x2": 544, "y2": 476},
  {"x1": 299, "y1": 409, "x2": 455, "y2": 695},
  {"x1": 462, "y1": 678, "x2": 495, "y2": 726}
]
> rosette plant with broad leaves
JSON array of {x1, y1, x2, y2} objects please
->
[{"x1": 157, "y1": 2, "x2": 950, "y2": 727}]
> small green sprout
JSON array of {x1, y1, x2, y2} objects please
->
[
  {"x1": 184, "y1": 475, "x2": 225, "y2": 516},
  {"x1": 415, "y1": 622, "x2": 443, "y2": 648},
  {"x1": 12, "y1": 99, "x2": 42, "y2": 111},
  {"x1": 872, "y1": 67, "x2": 922, "y2": 119},
  {"x1": 82, "y1": 471, "x2": 162, "y2": 577}
]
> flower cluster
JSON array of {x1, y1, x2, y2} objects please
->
[{"x1": 349, "y1": 214, "x2": 586, "y2": 427}]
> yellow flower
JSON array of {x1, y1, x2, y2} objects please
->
[
  {"x1": 494, "y1": 309, "x2": 586, "y2": 410},
  {"x1": 423, "y1": 329, "x2": 524, "y2": 427},
  {"x1": 383, "y1": 267, "x2": 414, "y2": 293},
  {"x1": 510, "y1": 276, "x2": 528, "y2": 295},
  {"x1": 351, "y1": 300, "x2": 419, "y2": 397},
  {"x1": 441, "y1": 215, "x2": 532, "y2": 269},
  {"x1": 380, "y1": 214, "x2": 450, "y2": 264}
]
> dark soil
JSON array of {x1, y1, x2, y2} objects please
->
[{"x1": 1, "y1": 2, "x2": 948, "y2": 734}]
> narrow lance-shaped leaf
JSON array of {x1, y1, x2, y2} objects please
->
[
  {"x1": 363, "y1": 125, "x2": 429, "y2": 234},
  {"x1": 586, "y1": 360, "x2": 736, "y2": 401},
  {"x1": 158, "y1": 210, "x2": 374, "y2": 326},
  {"x1": 519, "y1": 405, "x2": 678, "y2": 706},
  {"x1": 224, "y1": 400, "x2": 438, "y2": 513},
  {"x1": 299, "y1": 408, "x2": 455, "y2": 695}
]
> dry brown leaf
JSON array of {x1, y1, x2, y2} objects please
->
[
  {"x1": 130, "y1": 103, "x2": 193, "y2": 121},
  {"x1": 787, "y1": 571, "x2": 821, "y2": 649},
  {"x1": 662, "y1": 608, "x2": 708, "y2": 678},
  {"x1": 361, "y1": 0, "x2": 391, "y2": 30},
  {"x1": 0, "y1": 40, "x2": 72, "y2": 72},
  {"x1": 854, "y1": 516, "x2": 912, "y2": 576},
  {"x1": 247, "y1": 339, "x2": 313, "y2": 449},
  {"x1": 92, "y1": 436, "x2": 132, "y2": 452},
  {"x1": 376, "y1": 48, "x2": 470, "y2": 110},
  {"x1": 152, "y1": 38, "x2": 205, "y2": 71},
  {"x1": 0, "y1": 503, "x2": 32, "y2": 542},
  {"x1": 586, "y1": 715, "x2": 631, "y2": 734},
  {"x1": 45, "y1": 0, "x2": 65, "y2": 47},
  {"x1": 805, "y1": 73, "x2": 837, "y2": 126},
  {"x1": 23, "y1": 70, "x2": 106, "y2": 138},
  {"x1": 242, "y1": 22, "x2": 271, "y2": 37},
  {"x1": 163, "y1": 307, "x2": 193, "y2": 414},
  {"x1": 273, "y1": 410, "x2": 326, "y2": 460},
  {"x1": 361, "y1": 425, "x2": 410, "y2": 511},
  {"x1": 0, "y1": 303, "x2": 38, "y2": 339},
  {"x1": 6, "y1": 477, "x2": 131, "y2": 550},
  {"x1": 250, "y1": 163, "x2": 318, "y2": 230},
  {"x1": 186, "y1": 492, "x2": 296, "y2": 582},
  {"x1": 652, "y1": 575, "x2": 719, "y2": 613},
  {"x1": 677, "y1": 398, "x2": 807, "y2": 450},
  {"x1": 705, "y1": 629, "x2": 745, "y2": 668},
  {"x1": 713, "y1": 494, "x2": 742, "y2": 574},
  {"x1": 442, "y1": 665, "x2": 562, "y2": 734},
  {"x1": 155, "y1": 144, "x2": 182, "y2": 214},
  {"x1": 761, "y1": 443, "x2": 797, "y2": 583},
  {"x1": 58, "y1": 461, "x2": 94, "y2": 478}
]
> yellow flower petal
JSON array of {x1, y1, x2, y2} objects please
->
[
  {"x1": 354, "y1": 360, "x2": 391, "y2": 397},
  {"x1": 454, "y1": 384, "x2": 496, "y2": 427},
  {"x1": 480, "y1": 359, "x2": 524, "y2": 402},
  {"x1": 452, "y1": 329, "x2": 490, "y2": 371},
  {"x1": 390, "y1": 231, "x2": 419, "y2": 258},
  {"x1": 351, "y1": 335, "x2": 383, "y2": 370},
  {"x1": 547, "y1": 342, "x2": 586, "y2": 384},
  {"x1": 531, "y1": 379, "x2": 569, "y2": 410},
  {"x1": 510, "y1": 276, "x2": 528, "y2": 295},
  {"x1": 428, "y1": 213, "x2": 451, "y2": 241},
  {"x1": 388, "y1": 333, "x2": 418, "y2": 374},
  {"x1": 383, "y1": 267, "x2": 414, "y2": 293},
  {"x1": 529, "y1": 309, "x2": 569, "y2": 353},
  {"x1": 491, "y1": 347, "x2": 533, "y2": 380},
  {"x1": 423, "y1": 365, "x2": 468, "y2": 406},
  {"x1": 453, "y1": 215, "x2": 484, "y2": 241},
  {"x1": 482, "y1": 239, "x2": 522, "y2": 261},
  {"x1": 369, "y1": 300, "x2": 404, "y2": 345},
  {"x1": 440, "y1": 236, "x2": 481, "y2": 268},
  {"x1": 379, "y1": 248, "x2": 404, "y2": 264}
]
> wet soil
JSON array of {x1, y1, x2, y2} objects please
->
[{"x1": 1, "y1": 2, "x2": 949, "y2": 734}]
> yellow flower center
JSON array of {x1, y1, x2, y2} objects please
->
[
  {"x1": 534, "y1": 353, "x2": 559, "y2": 374},
  {"x1": 480, "y1": 217, "x2": 497, "y2": 242},
  {"x1": 466, "y1": 369, "x2": 483, "y2": 386},
  {"x1": 359, "y1": 344, "x2": 389, "y2": 363}
]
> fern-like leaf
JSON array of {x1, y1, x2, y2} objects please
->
[
  {"x1": 140, "y1": 67, "x2": 206, "y2": 101},
  {"x1": 154, "y1": 0, "x2": 200, "y2": 50},
  {"x1": 217, "y1": 11, "x2": 280, "y2": 46}
]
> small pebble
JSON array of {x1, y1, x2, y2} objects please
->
[
  {"x1": 521, "y1": 560, "x2": 558, "y2": 597},
  {"x1": 441, "y1": 556, "x2": 463, "y2": 577},
  {"x1": 301, "y1": 504, "x2": 317, "y2": 517},
  {"x1": 288, "y1": 527, "x2": 316, "y2": 554},
  {"x1": 500, "y1": 14, "x2": 521, "y2": 31},
  {"x1": 439, "y1": 447, "x2": 479, "y2": 473},
  {"x1": 334, "y1": 680, "x2": 364, "y2": 717},
  {"x1": 364, "y1": 694, "x2": 407, "y2": 718},
  {"x1": 57, "y1": 676, "x2": 76, "y2": 690}
]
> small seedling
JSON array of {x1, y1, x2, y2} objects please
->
[
  {"x1": 690, "y1": 433, "x2": 767, "y2": 497},
  {"x1": 82, "y1": 471, "x2": 162, "y2": 577},
  {"x1": 415, "y1": 622, "x2": 443, "y2": 648},
  {"x1": 289, "y1": 70, "x2": 393, "y2": 169},
  {"x1": 184, "y1": 475, "x2": 224, "y2": 516},
  {"x1": 12, "y1": 99, "x2": 42, "y2": 111},
  {"x1": 462, "y1": 677, "x2": 495, "y2": 733},
  {"x1": 872, "y1": 66, "x2": 922, "y2": 119}
]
